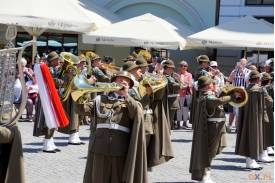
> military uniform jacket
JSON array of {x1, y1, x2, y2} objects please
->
[
  {"x1": 128, "y1": 79, "x2": 154, "y2": 135},
  {"x1": 0, "y1": 126, "x2": 25, "y2": 183},
  {"x1": 194, "y1": 67, "x2": 210, "y2": 81},
  {"x1": 165, "y1": 75, "x2": 180, "y2": 110},
  {"x1": 190, "y1": 91, "x2": 231, "y2": 181},
  {"x1": 86, "y1": 93, "x2": 148, "y2": 183}
]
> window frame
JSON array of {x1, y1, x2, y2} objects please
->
[{"x1": 245, "y1": 0, "x2": 274, "y2": 6}]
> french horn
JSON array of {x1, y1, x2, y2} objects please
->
[{"x1": 220, "y1": 86, "x2": 248, "y2": 107}]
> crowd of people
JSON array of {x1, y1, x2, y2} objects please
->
[{"x1": 0, "y1": 48, "x2": 274, "y2": 183}]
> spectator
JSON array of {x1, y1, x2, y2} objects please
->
[
  {"x1": 175, "y1": 61, "x2": 193, "y2": 129},
  {"x1": 227, "y1": 58, "x2": 250, "y2": 132},
  {"x1": 25, "y1": 74, "x2": 39, "y2": 121}
]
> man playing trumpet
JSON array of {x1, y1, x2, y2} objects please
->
[{"x1": 190, "y1": 76, "x2": 244, "y2": 183}]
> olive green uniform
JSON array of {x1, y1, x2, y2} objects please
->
[
  {"x1": 190, "y1": 91, "x2": 232, "y2": 181},
  {"x1": 0, "y1": 126, "x2": 24, "y2": 183},
  {"x1": 165, "y1": 75, "x2": 180, "y2": 130},
  {"x1": 83, "y1": 94, "x2": 148, "y2": 183}
]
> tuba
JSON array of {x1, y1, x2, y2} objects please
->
[
  {"x1": 0, "y1": 26, "x2": 35, "y2": 127},
  {"x1": 58, "y1": 52, "x2": 80, "y2": 102},
  {"x1": 139, "y1": 73, "x2": 168, "y2": 97},
  {"x1": 220, "y1": 86, "x2": 248, "y2": 107}
]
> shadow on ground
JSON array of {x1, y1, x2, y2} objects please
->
[
  {"x1": 215, "y1": 157, "x2": 246, "y2": 163},
  {"x1": 211, "y1": 165, "x2": 249, "y2": 171},
  {"x1": 171, "y1": 139, "x2": 192, "y2": 143},
  {"x1": 23, "y1": 148, "x2": 41, "y2": 153}
]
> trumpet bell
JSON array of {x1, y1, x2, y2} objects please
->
[
  {"x1": 139, "y1": 73, "x2": 167, "y2": 97},
  {"x1": 220, "y1": 86, "x2": 248, "y2": 108},
  {"x1": 71, "y1": 75, "x2": 123, "y2": 102}
]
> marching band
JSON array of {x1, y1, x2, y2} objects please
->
[{"x1": 0, "y1": 45, "x2": 274, "y2": 183}]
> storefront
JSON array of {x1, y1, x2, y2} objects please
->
[{"x1": 16, "y1": 32, "x2": 78, "y2": 57}]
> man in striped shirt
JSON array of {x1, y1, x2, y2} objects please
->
[{"x1": 228, "y1": 58, "x2": 250, "y2": 132}]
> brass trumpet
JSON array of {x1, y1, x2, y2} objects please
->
[
  {"x1": 139, "y1": 73, "x2": 167, "y2": 97},
  {"x1": 71, "y1": 75, "x2": 123, "y2": 102}
]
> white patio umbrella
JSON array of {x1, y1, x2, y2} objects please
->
[
  {"x1": 0, "y1": 0, "x2": 113, "y2": 62},
  {"x1": 83, "y1": 13, "x2": 194, "y2": 50},
  {"x1": 187, "y1": 16, "x2": 274, "y2": 50}
]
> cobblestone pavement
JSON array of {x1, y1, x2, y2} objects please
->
[{"x1": 18, "y1": 121, "x2": 273, "y2": 183}]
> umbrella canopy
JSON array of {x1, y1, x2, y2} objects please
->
[
  {"x1": 0, "y1": 0, "x2": 113, "y2": 33},
  {"x1": 187, "y1": 16, "x2": 274, "y2": 50},
  {"x1": 83, "y1": 13, "x2": 194, "y2": 50}
]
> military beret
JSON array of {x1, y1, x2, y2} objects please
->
[
  {"x1": 122, "y1": 61, "x2": 139, "y2": 72},
  {"x1": 249, "y1": 70, "x2": 260, "y2": 80},
  {"x1": 198, "y1": 76, "x2": 213, "y2": 89},
  {"x1": 261, "y1": 72, "x2": 272, "y2": 81},
  {"x1": 162, "y1": 59, "x2": 175, "y2": 68},
  {"x1": 47, "y1": 51, "x2": 59, "y2": 62},
  {"x1": 111, "y1": 71, "x2": 134, "y2": 88},
  {"x1": 197, "y1": 55, "x2": 210, "y2": 63}
]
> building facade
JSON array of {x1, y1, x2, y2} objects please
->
[
  {"x1": 217, "y1": 0, "x2": 274, "y2": 74},
  {"x1": 84, "y1": 0, "x2": 217, "y2": 71}
]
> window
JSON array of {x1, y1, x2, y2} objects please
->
[{"x1": 245, "y1": 0, "x2": 274, "y2": 5}]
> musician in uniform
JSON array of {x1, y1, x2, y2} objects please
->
[
  {"x1": 162, "y1": 59, "x2": 180, "y2": 130},
  {"x1": 33, "y1": 51, "x2": 62, "y2": 153},
  {"x1": 0, "y1": 125, "x2": 24, "y2": 183},
  {"x1": 57, "y1": 52, "x2": 85, "y2": 145},
  {"x1": 190, "y1": 55, "x2": 211, "y2": 127},
  {"x1": 135, "y1": 56, "x2": 149, "y2": 75},
  {"x1": 83, "y1": 71, "x2": 148, "y2": 183},
  {"x1": 261, "y1": 72, "x2": 274, "y2": 156},
  {"x1": 88, "y1": 53, "x2": 110, "y2": 82},
  {"x1": 189, "y1": 76, "x2": 241, "y2": 183},
  {"x1": 235, "y1": 71, "x2": 273, "y2": 170}
]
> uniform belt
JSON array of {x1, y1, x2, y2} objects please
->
[
  {"x1": 144, "y1": 109, "x2": 153, "y2": 114},
  {"x1": 167, "y1": 94, "x2": 179, "y2": 98},
  {"x1": 96, "y1": 122, "x2": 130, "y2": 133},
  {"x1": 207, "y1": 118, "x2": 226, "y2": 123}
]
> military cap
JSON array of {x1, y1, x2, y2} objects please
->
[
  {"x1": 47, "y1": 51, "x2": 59, "y2": 62},
  {"x1": 111, "y1": 71, "x2": 134, "y2": 88},
  {"x1": 197, "y1": 76, "x2": 213, "y2": 89},
  {"x1": 197, "y1": 55, "x2": 210, "y2": 63},
  {"x1": 249, "y1": 70, "x2": 260, "y2": 80},
  {"x1": 122, "y1": 55, "x2": 135, "y2": 62},
  {"x1": 122, "y1": 61, "x2": 139, "y2": 72},
  {"x1": 261, "y1": 72, "x2": 272, "y2": 81},
  {"x1": 162, "y1": 59, "x2": 175, "y2": 68},
  {"x1": 135, "y1": 56, "x2": 148, "y2": 67}
]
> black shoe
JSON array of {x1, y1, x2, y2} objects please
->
[
  {"x1": 43, "y1": 150, "x2": 56, "y2": 153},
  {"x1": 68, "y1": 142, "x2": 85, "y2": 145},
  {"x1": 246, "y1": 166, "x2": 263, "y2": 171},
  {"x1": 54, "y1": 148, "x2": 61, "y2": 152}
]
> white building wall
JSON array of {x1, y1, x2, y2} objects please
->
[{"x1": 217, "y1": 0, "x2": 274, "y2": 75}]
